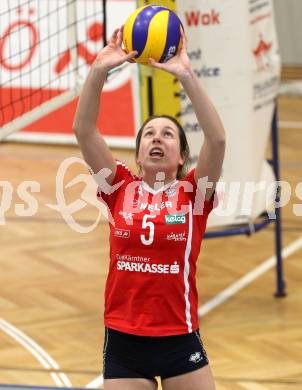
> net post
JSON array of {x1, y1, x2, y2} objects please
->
[
  {"x1": 271, "y1": 102, "x2": 286, "y2": 297},
  {"x1": 103, "y1": 0, "x2": 107, "y2": 46},
  {"x1": 147, "y1": 76, "x2": 154, "y2": 116}
]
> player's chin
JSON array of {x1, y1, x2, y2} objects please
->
[
  {"x1": 146, "y1": 155, "x2": 165, "y2": 163},
  {"x1": 144, "y1": 158, "x2": 166, "y2": 171}
]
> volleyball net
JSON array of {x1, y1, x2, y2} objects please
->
[
  {"x1": 0, "y1": 0, "x2": 140, "y2": 146},
  {"x1": 0, "y1": 0, "x2": 94, "y2": 140}
]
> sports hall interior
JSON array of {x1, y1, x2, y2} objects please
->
[{"x1": 1, "y1": 1, "x2": 301, "y2": 390}]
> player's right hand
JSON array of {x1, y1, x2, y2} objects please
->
[{"x1": 94, "y1": 27, "x2": 137, "y2": 72}]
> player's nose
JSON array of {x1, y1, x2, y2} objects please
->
[{"x1": 151, "y1": 132, "x2": 162, "y2": 143}]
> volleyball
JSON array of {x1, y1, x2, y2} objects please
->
[{"x1": 123, "y1": 5, "x2": 184, "y2": 65}]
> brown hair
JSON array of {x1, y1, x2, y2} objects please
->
[{"x1": 135, "y1": 115, "x2": 190, "y2": 179}]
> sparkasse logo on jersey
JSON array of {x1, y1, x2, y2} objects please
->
[{"x1": 165, "y1": 213, "x2": 186, "y2": 224}]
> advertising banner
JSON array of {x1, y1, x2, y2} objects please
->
[
  {"x1": 174, "y1": 0, "x2": 281, "y2": 226},
  {"x1": 250, "y1": 0, "x2": 281, "y2": 218}
]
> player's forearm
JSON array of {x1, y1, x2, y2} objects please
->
[
  {"x1": 73, "y1": 61, "x2": 107, "y2": 137},
  {"x1": 180, "y1": 69, "x2": 225, "y2": 144}
]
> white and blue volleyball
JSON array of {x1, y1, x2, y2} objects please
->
[{"x1": 123, "y1": 5, "x2": 184, "y2": 64}]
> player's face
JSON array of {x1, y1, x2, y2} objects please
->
[{"x1": 136, "y1": 117, "x2": 185, "y2": 177}]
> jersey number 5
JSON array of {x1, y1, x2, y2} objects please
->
[{"x1": 140, "y1": 214, "x2": 156, "y2": 246}]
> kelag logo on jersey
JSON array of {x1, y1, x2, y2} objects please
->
[{"x1": 165, "y1": 213, "x2": 186, "y2": 225}]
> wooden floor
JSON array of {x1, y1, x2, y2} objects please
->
[{"x1": 0, "y1": 96, "x2": 302, "y2": 390}]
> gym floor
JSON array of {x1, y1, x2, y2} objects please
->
[{"x1": 0, "y1": 96, "x2": 301, "y2": 389}]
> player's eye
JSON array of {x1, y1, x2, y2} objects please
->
[
  {"x1": 144, "y1": 130, "x2": 153, "y2": 136},
  {"x1": 164, "y1": 131, "x2": 173, "y2": 137}
]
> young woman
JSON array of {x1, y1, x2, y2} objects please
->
[{"x1": 74, "y1": 27, "x2": 225, "y2": 390}]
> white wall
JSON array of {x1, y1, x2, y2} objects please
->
[{"x1": 274, "y1": 0, "x2": 302, "y2": 65}]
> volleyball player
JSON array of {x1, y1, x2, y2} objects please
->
[{"x1": 73, "y1": 27, "x2": 225, "y2": 390}]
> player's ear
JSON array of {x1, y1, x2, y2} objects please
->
[
  {"x1": 179, "y1": 152, "x2": 185, "y2": 166},
  {"x1": 135, "y1": 157, "x2": 142, "y2": 175}
]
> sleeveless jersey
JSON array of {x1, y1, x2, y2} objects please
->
[{"x1": 97, "y1": 160, "x2": 215, "y2": 336}]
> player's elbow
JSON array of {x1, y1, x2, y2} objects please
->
[
  {"x1": 206, "y1": 135, "x2": 226, "y2": 152},
  {"x1": 73, "y1": 121, "x2": 96, "y2": 141}
]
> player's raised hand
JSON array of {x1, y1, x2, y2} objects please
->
[
  {"x1": 148, "y1": 29, "x2": 192, "y2": 81},
  {"x1": 95, "y1": 27, "x2": 137, "y2": 72}
]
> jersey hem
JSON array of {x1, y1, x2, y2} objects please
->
[{"x1": 104, "y1": 320, "x2": 198, "y2": 337}]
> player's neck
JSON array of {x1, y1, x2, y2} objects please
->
[{"x1": 141, "y1": 173, "x2": 177, "y2": 191}]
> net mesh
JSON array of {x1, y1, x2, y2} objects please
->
[{"x1": 0, "y1": 0, "x2": 104, "y2": 136}]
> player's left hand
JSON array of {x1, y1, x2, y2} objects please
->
[{"x1": 148, "y1": 29, "x2": 192, "y2": 81}]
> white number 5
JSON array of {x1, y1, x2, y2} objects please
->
[{"x1": 140, "y1": 214, "x2": 156, "y2": 246}]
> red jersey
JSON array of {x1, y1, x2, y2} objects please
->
[{"x1": 97, "y1": 160, "x2": 215, "y2": 336}]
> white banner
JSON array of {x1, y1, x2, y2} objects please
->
[
  {"x1": 176, "y1": 0, "x2": 281, "y2": 227},
  {"x1": 250, "y1": 0, "x2": 281, "y2": 218}
]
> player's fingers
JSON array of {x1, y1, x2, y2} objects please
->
[
  {"x1": 125, "y1": 50, "x2": 138, "y2": 62},
  {"x1": 149, "y1": 57, "x2": 163, "y2": 69},
  {"x1": 109, "y1": 28, "x2": 119, "y2": 44},
  {"x1": 116, "y1": 26, "x2": 123, "y2": 46},
  {"x1": 180, "y1": 28, "x2": 187, "y2": 51}
]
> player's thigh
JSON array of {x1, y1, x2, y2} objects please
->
[
  {"x1": 161, "y1": 364, "x2": 216, "y2": 390},
  {"x1": 104, "y1": 377, "x2": 158, "y2": 390}
]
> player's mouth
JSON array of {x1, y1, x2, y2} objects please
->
[{"x1": 149, "y1": 147, "x2": 164, "y2": 158}]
